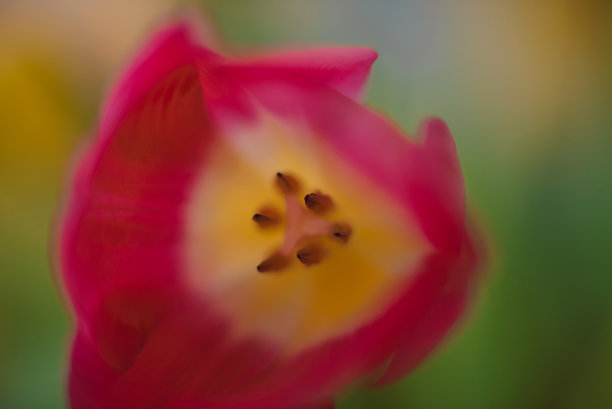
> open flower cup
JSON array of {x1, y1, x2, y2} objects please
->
[{"x1": 58, "y1": 18, "x2": 480, "y2": 409}]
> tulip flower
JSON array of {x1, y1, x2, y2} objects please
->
[{"x1": 58, "y1": 18, "x2": 480, "y2": 409}]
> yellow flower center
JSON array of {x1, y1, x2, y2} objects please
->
[{"x1": 184, "y1": 114, "x2": 430, "y2": 354}]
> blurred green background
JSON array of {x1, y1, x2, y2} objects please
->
[{"x1": 1, "y1": 1, "x2": 611, "y2": 408}]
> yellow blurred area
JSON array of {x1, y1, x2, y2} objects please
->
[
  {"x1": 449, "y1": 0, "x2": 612, "y2": 154},
  {"x1": 0, "y1": 49, "x2": 78, "y2": 188},
  {"x1": 0, "y1": 0, "x2": 178, "y2": 200}
]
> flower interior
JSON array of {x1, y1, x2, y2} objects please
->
[{"x1": 185, "y1": 115, "x2": 430, "y2": 354}]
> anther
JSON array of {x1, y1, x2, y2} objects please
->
[
  {"x1": 304, "y1": 192, "x2": 334, "y2": 214},
  {"x1": 257, "y1": 252, "x2": 289, "y2": 273},
  {"x1": 296, "y1": 245, "x2": 328, "y2": 267},
  {"x1": 252, "y1": 207, "x2": 281, "y2": 228},
  {"x1": 276, "y1": 172, "x2": 300, "y2": 194},
  {"x1": 331, "y1": 223, "x2": 352, "y2": 244}
]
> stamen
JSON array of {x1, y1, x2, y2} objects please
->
[
  {"x1": 276, "y1": 172, "x2": 300, "y2": 194},
  {"x1": 252, "y1": 207, "x2": 281, "y2": 228},
  {"x1": 296, "y1": 245, "x2": 328, "y2": 266},
  {"x1": 331, "y1": 223, "x2": 352, "y2": 244},
  {"x1": 257, "y1": 252, "x2": 289, "y2": 273},
  {"x1": 304, "y1": 192, "x2": 334, "y2": 214}
]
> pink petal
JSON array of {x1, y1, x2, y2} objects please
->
[
  {"x1": 68, "y1": 331, "x2": 115, "y2": 409},
  {"x1": 100, "y1": 20, "x2": 216, "y2": 137},
  {"x1": 405, "y1": 118, "x2": 467, "y2": 255},
  {"x1": 294, "y1": 399, "x2": 335, "y2": 409},
  {"x1": 60, "y1": 20, "x2": 213, "y2": 405},
  {"x1": 233, "y1": 47, "x2": 378, "y2": 101},
  {"x1": 375, "y1": 237, "x2": 479, "y2": 386}
]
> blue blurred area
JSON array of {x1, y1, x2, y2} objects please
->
[{"x1": 1, "y1": 1, "x2": 611, "y2": 408}]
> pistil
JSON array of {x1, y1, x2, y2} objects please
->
[
  {"x1": 280, "y1": 194, "x2": 332, "y2": 255},
  {"x1": 255, "y1": 172, "x2": 352, "y2": 273}
]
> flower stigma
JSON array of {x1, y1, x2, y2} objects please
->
[{"x1": 255, "y1": 172, "x2": 352, "y2": 273}]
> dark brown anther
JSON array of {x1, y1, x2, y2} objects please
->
[
  {"x1": 304, "y1": 192, "x2": 334, "y2": 214},
  {"x1": 296, "y1": 245, "x2": 328, "y2": 267},
  {"x1": 331, "y1": 223, "x2": 352, "y2": 244},
  {"x1": 257, "y1": 252, "x2": 289, "y2": 273},
  {"x1": 252, "y1": 207, "x2": 281, "y2": 228},
  {"x1": 276, "y1": 172, "x2": 300, "y2": 194}
]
